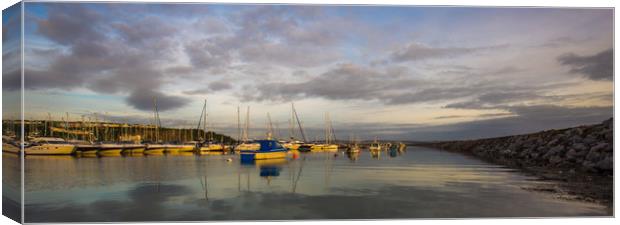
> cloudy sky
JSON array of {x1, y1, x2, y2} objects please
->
[{"x1": 2, "y1": 3, "x2": 614, "y2": 141}]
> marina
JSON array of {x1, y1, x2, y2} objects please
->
[
  {"x1": 6, "y1": 146, "x2": 608, "y2": 222},
  {"x1": 0, "y1": 2, "x2": 614, "y2": 223}
]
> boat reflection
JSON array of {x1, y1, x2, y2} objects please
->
[
  {"x1": 166, "y1": 151, "x2": 195, "y2": 157},
  {"x1": 389, "y1": 147, "x2": 398, "y2": 158},
  {"x1": 346, "y1": 151, "x2": 360, "y2": 161},
  {"x1": 259, "y1": 166, "x2": 281, "y2": 177},
  {"x1": 240, "y1": 158, "x2": 288, "y2": 184},
  {"x1": 24, "y1": 155, "x2": 74, "y2": 160},
  {"x1": 370, "y1": 150, "x2": 381, "y2": 159},
  {"x1": 197, "y1": 151, "x2": 227, "y2": 156},
  {"x1": 144, "y1": 152, "x2": 165, "y2": 156}
]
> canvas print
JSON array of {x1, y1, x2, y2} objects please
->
[{"x1": 1, "y1": 1, "x2": 614, "y2": 223}]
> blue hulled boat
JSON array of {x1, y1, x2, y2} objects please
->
[{"x1": 240, "y1": 140, "x2": 288, "y2": 162}]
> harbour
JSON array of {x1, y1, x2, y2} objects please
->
[
  {"x1": 6, "y1": 146, "x2": 608, "y2": 222},
  {"x1": 1, "y1": 2, "x2": 615, "y2": 223}
]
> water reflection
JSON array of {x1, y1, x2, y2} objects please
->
[
  {"x1": 346, "y1": 152, "x2": 360, "y2": 161},
  {"x1": 370, "y1": 150, "x2": 381, "y2": 159},
  {"x1": 389, "y1": 148, "x2": 398, "y2": 158},
  {"x1": 18, "y1": 147, "x2": 610, "y2": 222}
]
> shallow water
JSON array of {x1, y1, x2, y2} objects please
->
[{"x1": 9, "y1": 146, "x2": 609, "y2": 222}]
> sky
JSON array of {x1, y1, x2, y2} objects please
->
[{"x1": 1, "y1": 3, "x2": 614, "y2": 141}]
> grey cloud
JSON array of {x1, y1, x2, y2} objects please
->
[
  {"x1": 208, "y1": 80, "x2": 232, "y2": 91},
  {"x1": 444, "y1": 92, "x2": 536, "y2": 109},
  {"x1": 443, "y1": 87, "x2": 576, "y2": 110},
  {"x1": 242, "y1": 63, "x2": 560, "y2": 106},
  {"x1": 2, "y1": 4, "x2": 21, "y2": 43},
  {"x1": 231, "y1": 6, "x2": 343, "y2": 67},
  {"x1": 24, "y1": 4, "x2": 349, "y2": 111},
  {"x1": 182, "y1": 80, "x2": 233, "y2": 95},
  {"x1": 193, "y1": 17, "x2": 231, "y2": 35},
  {"x1": 433, "y1": 115, "x2": 468, "y2": 120},
  {"x1": 185, "y1": 37, "x2": 233, "y2": 70},
  {"x1": 433, "y1": 113, "x2": 512, "y2": 120},
  {"x1": 2, "y1": 69, "x2": 21, "y2": 91},
  {"x1": 25, "y1": 4, "x2": 187, "y2": 111},
  {"x1": 36, "y1": 5, "x2": 104, "y2": 45},
  {"x1": 404, "y1": 105, "x2": 612, "y2": 141},
  {"x1": 2, "y1": 3, "x2": 22, "y2": 92},
  {"x1": 241, "y1": 64, "x2": 417, "y2": 102},
  {"x1": 557, "y1": 48, "x2": 613, "y2": 81},
  {"x1": 126, "y1": 89, "x2": 190, "y2": 112},
  {"x1": 391, "y1": 43, "x2": 475, "y2": 62},
  {"x1": 112, "y1": 16, "x2": 177, "y2": 45},
  {"x1": 538, "y1": 36, "x2": 591, "y2": 48},
  {"x1": 239, "y1": 42, "x2": 339, "y2": 67}
]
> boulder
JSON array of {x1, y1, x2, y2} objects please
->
[
  {"x1": 594, "y1": 156, "x2": 613, "y2": 171},
  {"x1": 590, "y1": 143, "x2": 609, "y2": 153},
  {"x1": 565, "y1": 148, "x2": 578, "y2": 161},
  {"x1": 582, "y1": 136, "x2": 597, "y2": 145},
  {"x1": 549, "y1": 155, "x2": 563, "y2": 165},
  {"x1": 571, "y1": 143, "x2": 588, "y2": 152}
]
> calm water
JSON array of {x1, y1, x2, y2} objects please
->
[{"x1": 8, "y1": 146, "x2": 610, "y2": 222}]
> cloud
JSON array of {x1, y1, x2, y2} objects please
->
[
  {"x1": 433, "y1": 113, "x2": 512, "y2": 120},
  {"x1": 405, "y1": 105, "x2": 612, "y2": 140},
  {"x1": 2, "y1": 3, "x2": 21, "y2": 43},
  {"x1": 2, "y1": 3, "x2": 22, "y2": 92},
  {"x1": 111, "y1": 16, "x2": 178, "y2": 45},
  {"x1": 241, "y1": 62, "x2": 580, "y2": 107},
  {"x1": 24, "y1": 4, "x2": 188, "y2": 111},
  {"x1": 389, "y1": 42, "x2": 506, "y2": 62},
  {"x1": 241, "y1": 63, "x2": 418, "y2": 103},
  {"x1": 182, "y1": 80, "x2": 233, "y2": 95},
  {"x1": 537, "y1": 36, "x2": 591, "y2": 48},
  {"x1": 444, "y1": 91, "x2": 559, "y2": 110},
  {"x1": 126, "y1": 89, "x2": 190, "y2": 111},
  {"x1": 185, "y1": 37, "x2": 233, "y2": 70},
  {"x1": 557, "y1": 48, "x2": 613, "y2": 81},
  {"x1": 36, "y1": 5, "x2": 104, "y2": 45},
  {"x1": 391, "y1": 42, "x2": 476, "y2": 62}
]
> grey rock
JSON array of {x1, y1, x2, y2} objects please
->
[
  {"x1": 572, "y1": 143, "x2": 588, "y2": 152},
  {"x1": 582, "y1": 161, "x2": 597, "y2": 172},
  {"x1": 575, "y1": 128, "x2": 584, "y2": 136},
  {"x1": 602, "y1": 118, "x2": 613, "y2": 129},
  {"x1": 582, "y1": 136, "x2": 597, "y2": 145},
  {"x1": 595, "y1": 156, "x2": 613, "y2": 171},
  {"x1": 590, "y1": 143, "x2": 609, "y2": 153},
  {"x1": 547, "y1": 138, "x2": 560, "y2": 146},
  {"x1": 549, "y1": 155, "x2": 563, "y2": 165},
  {"x1": 585, "y1": 151, "x2": 601, "y2": 161},
  {"x1": 565, "y1": 149, "x2": 578, "y2": 161}
]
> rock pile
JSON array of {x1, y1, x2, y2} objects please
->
[{"x1": 425, "y1": 118, "x2": 613, "y2": 175}]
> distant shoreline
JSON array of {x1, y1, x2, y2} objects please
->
[{"x1": 413, "y1": 118, "x2": 613, "y2": 208}]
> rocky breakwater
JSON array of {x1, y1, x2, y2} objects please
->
[{"x1": 420, "y1": 118, "x2": 613, "y2": 206}]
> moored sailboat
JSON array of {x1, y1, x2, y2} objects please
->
[
  {"x1": 2, "y1": 135, "x2": 21, "y2": 154},
  {"x1": 311, "y1": 112, "x2": 338, "y2": 152},
  {"x1": 97, "y1": 142, "x2": 124, "y2": 156},
  {"x1": 24, "y1": 137, "x2": 76, "y2": 155}
]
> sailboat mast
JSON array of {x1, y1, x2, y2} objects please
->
[
  {"x1": 237, "y1": 106, "x2": 241, "y2": 144},
  {"x1": 267, "y1": 112, "x2": 273, "y2": 139},
  {"x1": 289, "y1": 105, "x2": 294, "y2": 140},
  {"x1": 328, "y1": 113, "x2": 336, "y2": 144},
  {"x1": 244, "y1": 106, "x2": 250, "y2": 141},
  {"x1": 153, "y1": 96, "x2": 161, "y2": 142},
  {"x1": 291, "y1": 103, "x2": 307, "y2": 143},
  {"x1": 203, "y1": 99, "x2": 207, "y2": 141}
]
